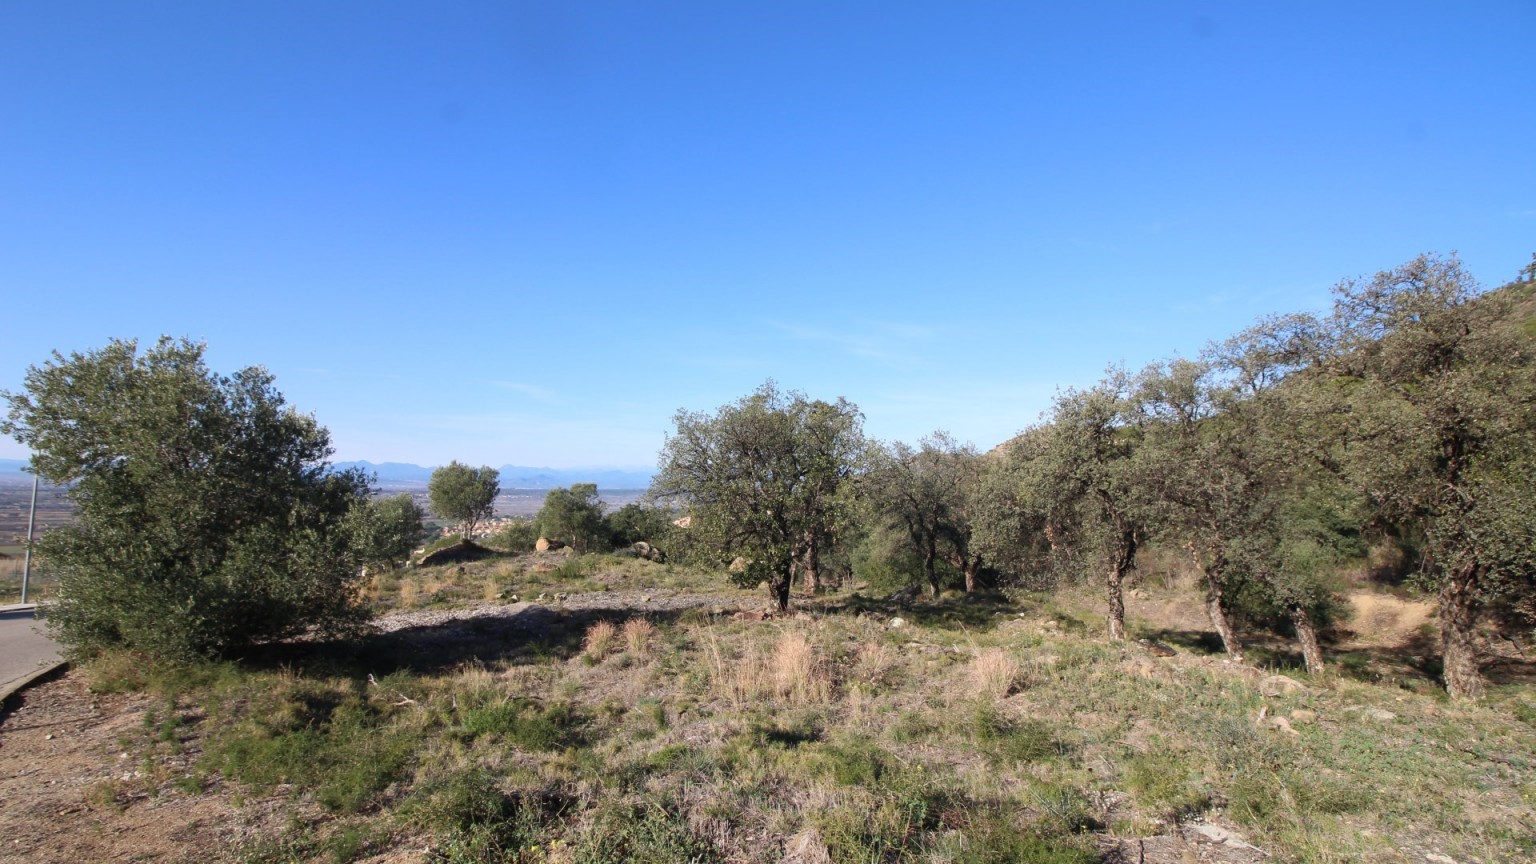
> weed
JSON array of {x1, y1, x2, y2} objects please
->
[
  {"x1": 972, "y1": 704, "x2": 1067, "y2": 765},
  {"x1": 971, "y1": 648, "x2": 1022, "y2": 700},
  {"x1": 582, "y1": 620, "x2": 617, "y2": 659},
  {"x1": 458, "y1": 698, "x2": 588, "y2": 752},
  {"x1": 622, "y1": 617, "x2": 656, "y2": 656},
  {"x1": 1122, "y1": 749, "x2": 1211, "y2": 821},
  {"x1": 570, "y1": 802, "x2": 721, "y2": 864}
]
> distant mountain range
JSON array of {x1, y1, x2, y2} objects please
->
[
  {"x1": 332, "y1": 461, "x2": 655, "y2": 490},
  {"x1": 0, "y1": 457, "x2": 653, "y2": 490}
]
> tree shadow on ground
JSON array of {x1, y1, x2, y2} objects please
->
[
  {"x1": 1137, "y1": 628, "x2": 1227, "y2": 656},
  {"x1": 812, "y1": 590, "x2": 1020, "y2": 633},
  {"x1": 239, "y1": 603, "x2": 705, "y2": 679}
]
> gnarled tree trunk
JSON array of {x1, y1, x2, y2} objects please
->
[
  {"x1": 924, "y1": 539, "x2": 940, "y2": 598},
  {"x1": 1106, "y1": 528, "x2": 1137, "y2": 642},
  {"x1": 801, "y1": 529, "x2": 820, "y2": 595},
  {"x1": 1290, "y1": 604, "x2": 1325, "y2": 675},
  {"x1": 963, "y1": 555, "x2": 982, "y2": 593},
  {"x1": 1190, "y1": 541, "x2": 1244, "y2": 661},
  {"x1": 1440, "y1": 562, "x2": 1485, "y2": 700}
]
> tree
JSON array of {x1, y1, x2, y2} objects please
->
[
  {"x1": 347, "y1": 493, "x2": 427, "y2": 570},
  {"x1": 652, "y1": 382, "x2": 864, "y2": 611},
  {"x1": 535, "y1": 483, "x2": 607, "y2": 553},
  {"x1": 605, "y1": 502, "x2": 675, "y2": 548},
  {"x1": 0, "y1": 337, "x2": 372, "y2": 660},
  {"x1": 1133, "y1": 344, "x2": 1351, "y2": 671},
  {"x1": 863, "y1": 432, "x2": 986, "y2": 597},
  {"x1": 1311, "y1": 254, "x2": 1536, "y2": 698},
  {"x1": 1016, "y1": 375, "x2": 1151, "y2": 642},
  {"x1": 428, "y1": 462, "x2": 500, "y2": 540}
]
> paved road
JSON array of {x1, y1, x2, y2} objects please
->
[{"x1": 0, "y1": 607, "x2": 62, "y2": 696}]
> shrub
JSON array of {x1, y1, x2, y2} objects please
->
[
  {"x1": 1, "y1": 338, "x2": 372, "y2": 660},
  {"x1": 583, "y1": 620, "x2": 618, "y2": 658},
  {"x1": 622, "y1": 617, "x2": 656, "y2": 656}
]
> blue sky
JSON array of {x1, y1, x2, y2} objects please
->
[{"x1": 3, "y1": 2, "x2": 1533, "y2": 469}]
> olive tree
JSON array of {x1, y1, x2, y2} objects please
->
[
  {"x1": 1014, "y1": 374, "x2": 1151, "y2": 642},
  {"x1": 862, "y1": 432, "x2": 987, "y2": 597},
  {"x1": 428, "y1": 461, "x2": 500, "y2": 540},
  {"x1": 535, "y1": 483, "x2": 607, "y2": 553},
  {"x1": 652, "y1": 382, "x2": 864, "y2": 611},
  {"x1": 1314, "y1": 254, "x2": 1536, "y2": 698},
  {"x1": 347, "y1": 493, "x2": 427, "y2": 570},
  {"x1": 1, "y1": 337, "x2": 372, "y2": 660}
]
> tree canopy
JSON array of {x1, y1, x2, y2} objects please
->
[
  {"x1": 652, "y1": 382, "x2": 864, "y2": 611},
  {"x1": 428, "y1": 462, "x2": 500, "y2": 540},
  {"x1": 1, "y1": 337, "x2": 372, "y2": 659}
]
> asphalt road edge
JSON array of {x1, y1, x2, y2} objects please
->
[{"x1": 0, "y1": 659, "x2": 70, "y2": 706}]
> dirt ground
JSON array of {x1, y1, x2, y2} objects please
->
[{"x1": 0, "y1": 671, "x2": 273, "y2": 864}]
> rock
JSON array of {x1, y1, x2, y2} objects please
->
[
  {"x1": 728, "y1": 556, "x2": 749, "y2": 572},
  {"x1": 1258, "y1": 674, "x2": 1309, "y2": 698},
  {"x1": 1290, "y1": 709, "x2": 1317, "y2": 725},
  {"x1": 634, "y1": 541, "x2": 652, "y2": 555},
  {"x1": 535, "y1": 537, "x2": 566, "y2": 552},
  {"x1": 731, "y1": 610, "x2": 767, "y2": 622},
  {"x1": 783, "y1": 827, "x2": 831, "y2": 864},
  {"x1": 888, "y1": 617, "x2": 907, "y2": 629},
  {"x1": 1266, "y1": 716, "x2": 1299, "y2": 736},
  {"x1": 1186, "y1": 823, "x2": 1260, "y2": 850}
]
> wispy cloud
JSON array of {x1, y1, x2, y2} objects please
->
[
  {"x1": 1511, "y1": 209, "x2": 1536, "y2": 218},
  {"x1": 766, "y1": 320, "x2": 938, "y2": 367},
  {"x1": 488, "y1": 380, "x2": 557, "y2": 402}
]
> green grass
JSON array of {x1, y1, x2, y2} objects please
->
[{"x1": 73, "y1": 565, "x2": 1536, "y2": 864}]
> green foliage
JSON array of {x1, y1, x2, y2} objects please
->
[
  {"x1": 0, "y1": 337, "x2": 372, "y2": 660},
  {"x1": 346, "y1": 493, "x2": 426, "y2": 569},
  {"x1": 487, "y1": 518, "x2": 539, "y2": 552},
  {"x1": 604, "y1": 502, "x2": 675, "y2": 548},
  {"x1": 570, "y1": 803, "x2": 721, "y2": 864},
  {"x1": 457, "y1": 698, "x2": 588, "y2": 751},
  {"x1": 428, "y1": 462, "x2": 500, "y2": 539},
  {"x1": 206, "y1": 679, "x2": 419, "y2": 813},
  {"x1": 653, "y1": 381, "x2": 865, "y2": 610},
  {"x1": 403, "y1": 769, "x2": 557, "y2": 863},
  {"x1": 534, "y1": 483, "x2": 607, "y2": 553},
  {"x1": 860, "y1": 432, "x2": 988, "y2": 596}
]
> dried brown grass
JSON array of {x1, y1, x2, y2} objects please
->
[
  {"x1": 582, "y1": 620, "x2": 618, "y2": 658},
  {"x1": 621, "y1": 617, "x2": 656, "y2": 656},
  {"x1": 970, "y1": 648, "x2": 1021, "y2": 701}
]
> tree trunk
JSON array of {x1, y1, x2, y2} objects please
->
[
  {"x1": 1290, "y1": 605, "x2": 1325, "y2": 675},
  {"x1": 924, "y1": 540, "x2": 940, "y2": 598},
  {"x1": 1439, "y1": 563, "x2": 1485, "y2": 700},
  {"x1": 801, "y1": 529, "x2": 820, "y2": 595},
  {"x1": 1191, "y1": 542, "x2": 1243, "y2": 661},
  {"x1": 963, "y1": 555, "x2": 981, "y2": 593},
  {"x1": 770, "y1": 569, "x2": 791, "y2": 613},
  {"x1": 1106, "y1": 529, "x2": 1136, "y2": 642},
  {"x1": 1106, "y1": 568, "x2": 1126, "y2": 642}
]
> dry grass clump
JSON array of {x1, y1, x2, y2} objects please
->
[
  {"x1": 701, "y1": 627, "x2": 831, "y2": 706},
  {"x1": 582, "y1": 620, "x2": 618, "y2": 659},
  {"x1": 771, "y1": 631, "x2": 831, "y2": 705},
  {"x1": 621, "y1": 617, "x2": 656, "y2": 656},
  {"x1": 971, "y1": 648, "x2": 1022, "y2": 701}
]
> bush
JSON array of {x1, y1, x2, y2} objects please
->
[
  {"x1": 1, "y1": 338, "x2": 372, "y2": 660},
  {"x1": 488, "y1": 518, "x2": 540, "y2": 552}
]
